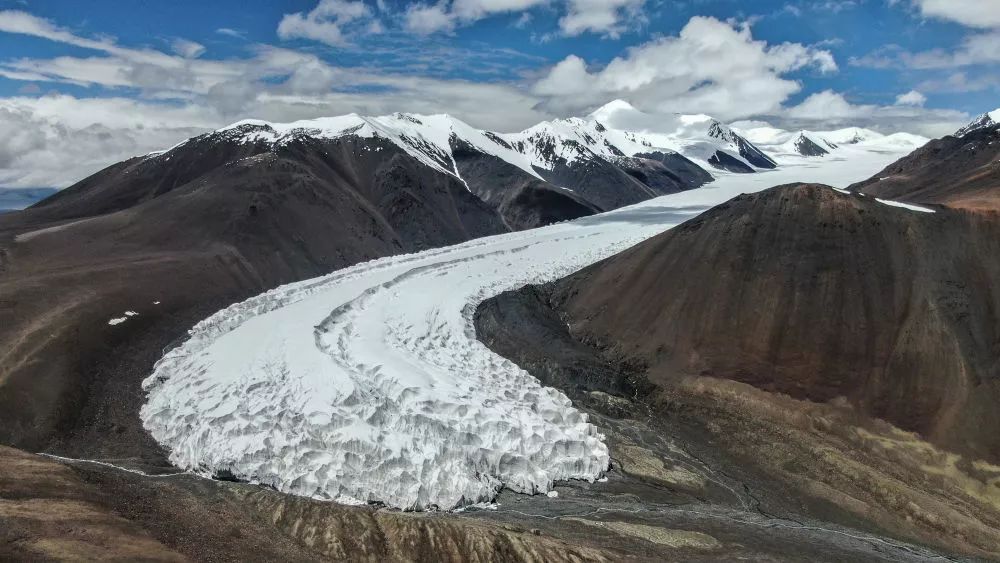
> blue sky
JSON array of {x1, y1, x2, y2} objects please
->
[{"x1": 0, "y1": 0, "x2": 997, "y2": 189}]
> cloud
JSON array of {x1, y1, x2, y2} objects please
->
[
  {"x1": 0, "y1": 10, "x2": 113, "y2": 51},
  {"x1": 558, "y1": 0, "x2": 646, "y2": 37},
  {"x1": 533, "y1": 17, "x2": 837, "y2": 120},
  {"x1": 909, "y1": 0, "x2": 1000, "y2": 29},
  {"x1": 401, "y1": 0, "x2": 647, "y2": 37},
  {"x1": 0, "y1": 9, "x2": 970, "y2": 190},
  {"x1": 216, "y1": 28, "x2": 246, "y2": 39},
  {"x1": 277, "y1": 0, "x2": 375, "y2": 46},
  {"x1": 405, "y1": 3, "x2": 457, "y2": 34},
  {"x1": 781, "y1": 89, "x2": 965, "y2": 136},
  {"x1": 852, "y1": 29, "x2": 1000, "y2": 70},
  {"x1": 171, "y1": 38, "x2": 206, "y2": 58},
  {"x1": 0, "y1": 95, "x2": 214, "y2": 189},
  {"x1": 916, "y1": 71, "x2": 1000, "y2": 93},
  {"x1": 404, "y1": 0, "x2": 548, "y2": 35},
  {"x1": 895, "y1": 90, "x2": 926, "y2": 106}
]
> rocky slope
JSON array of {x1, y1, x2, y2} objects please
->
[
  {"x1": 851, "y1": 111, "x2": 1000, "y2": 209},
  {"x1": 550, "y1": 185, "x2": 1000, "y2": 463},
  {"x1": 477, "y1": 184, "x2": 1000, "y2": 557},
  {"x1": 0, "y1": 131, "x2": 507, "y2": 458}
]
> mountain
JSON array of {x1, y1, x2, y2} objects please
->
[
  {"x1": 954, "y1": 108, "x2": 1000, "y2": 137},
  {"x1": 792, "y1": 132, "x2": 833, "y2": 156},
  {"x1": 548, "y1": 184, "x2": 1000, "y2": 462},
  {"x1": 0, "y1": 127, "x2": 515, "y2": 456},
  {"x1": 587, "y1": 100, "x2": 777, "y2": 173},
  {"x1": 851, "y1": 112, "x2": 1000, "y2": 209},
  {"x1": 477, "y1": 184, "x2": 1000, "y2": 557},
  {"x1": 738, "y1": 125, "x2": 925, "y2": 159}
]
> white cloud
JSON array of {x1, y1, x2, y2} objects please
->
[
  {"x1": 216, "y1": 28, "x2": 246, "y2": 39},
  {"x1": 533, "y1": 17, "x2": 837, "y2": 120},
  {"x1": 0, "y1": 10, "x2": 970, "y2": 190},
  {"x1": 895, "y1": 89, "x2": 927, "y2": 106},
  {"x1": 783, "y1": 90, "x2": 965, "y2": 136},
  {"x1": 277, "y1": 0, "x2": 374, "y2": 46},
  {"x1": 559, "y1": 0, "x2": 646, "y2": 37},
  {"x1": 852, "y1": 29, "x2": 1000, "y2": 70},
  {"x1": 910, "y1": 0, "x2": 1000, "y2": 29},
  {"x1": 404, "y1": 0, "x2": 548, "y2": 35},
  {"x1": 0, "y1": 95, "x2": 214, "y2": 188},
  {"x1": 171, "y1": 38, "x2": 206, "y2": 58},
  {"x1": 405, "y1": 3, "x2": 458, "y2": 34}
]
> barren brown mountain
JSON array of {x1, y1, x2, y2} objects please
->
[
  {"x1": 552, "y1": 184, "x2": 1000, "y2": 463},
  {"x1": 477, "y1": 183, "x2": 1000, "y2": 557},
  {"x1": 0, "y1": 130, "x2": 510, "y2": 460},
  {"x1": 850, "y1": 121, "x2": 1000, "y2": 209}
]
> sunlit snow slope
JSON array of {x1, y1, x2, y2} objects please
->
[{"x1": 141, "y1": 142, "x2": 918, "y2": 510}]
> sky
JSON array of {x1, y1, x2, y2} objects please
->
[{"x1": 0, "y1": 0, "x2": 997, "y2": 190}]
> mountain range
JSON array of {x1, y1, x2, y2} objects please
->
[{"x1": 2, "y1": 103, "x2": 994, "y2": 562}]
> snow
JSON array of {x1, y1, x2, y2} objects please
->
[
  {"x1": 738, "y1": 125, "x2": 926, "y2": 160},
  {"x1": 875, "y1": 198, "x2": 936, "y2": 213},
  {"x1": 955, "y1": 109, "x2": 1000, "y2": 137},
  {"x1": 546, "y1": 490, "x2": 559, "y2": 498},
  {"x1": 108, "y1": 310, "x2": 139, "y2": 325},
  {"x1": 140, "y1": 128, "x2": 920, "y2": 512},
  {"x1": 199, "y1": 104, "x2": 776, "y2": 192}
]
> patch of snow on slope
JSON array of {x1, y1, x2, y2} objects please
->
[
  {"x1": 140, "y1": 134, "x2": 916, "y2": 512},
  {"x1": 875, "y1": 198, "x2": 936, "y2": 213}
]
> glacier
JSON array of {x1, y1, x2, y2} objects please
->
[{"x1": 140, "y1": 136, "x2": 924, "y2": 511}]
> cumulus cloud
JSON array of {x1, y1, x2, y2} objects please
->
[
  {"x1": 533, "y1": 17, "x2": 837, "y2": 120},
  {"x1": 895, "y1": 89, "x2": 927, "y2": 106},
  {"x1": 909, "y1": 0, "x2": 1000, "y2": 29},
  {"x1": 559, "y1": 0, "x2": 646, "y2": 37},
  {"x1": 0, "y1": 96, "x2": 213, "y2": 189},
  {"x1": 277, "y1": 0, "x2": 375, "y2": 46},
  {"x1": 0, "y1": 8, "x2": 555, "y2": 189},
  {"x1": 0, "y1": 9, "x2": 970, "y2": 190},
  {"x1": 405, "y1": 3, "x2": 458, "y2": 34}
]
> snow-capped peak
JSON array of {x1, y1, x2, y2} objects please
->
[
  {"x1": 955, "y1": 108, "x2": 1000, "y2": 137},
  {"x1": 587, "y1": 99, "x2": 639, "y2": 121},
  {"x1": 200, "y1": 105, "x2": 772, "y2": 182}
]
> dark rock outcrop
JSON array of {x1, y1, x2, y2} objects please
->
[{"x1": 793, "y1": 134, "x2": 829, "y2": 156}]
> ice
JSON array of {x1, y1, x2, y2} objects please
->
[{"x1": 140, "y1": 137, "x2": 918, "y2": 511}]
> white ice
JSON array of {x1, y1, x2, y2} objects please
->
[{"x1": 140, "y1": 141, "x2": 918, "y2": 511}]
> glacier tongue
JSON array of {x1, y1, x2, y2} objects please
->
[
  {"x1": 139, "y1": 226, "x2": 643, "y2": 510},
  {"x1": 139, "y1": 137, "x2": 920, "y2": 511}
]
